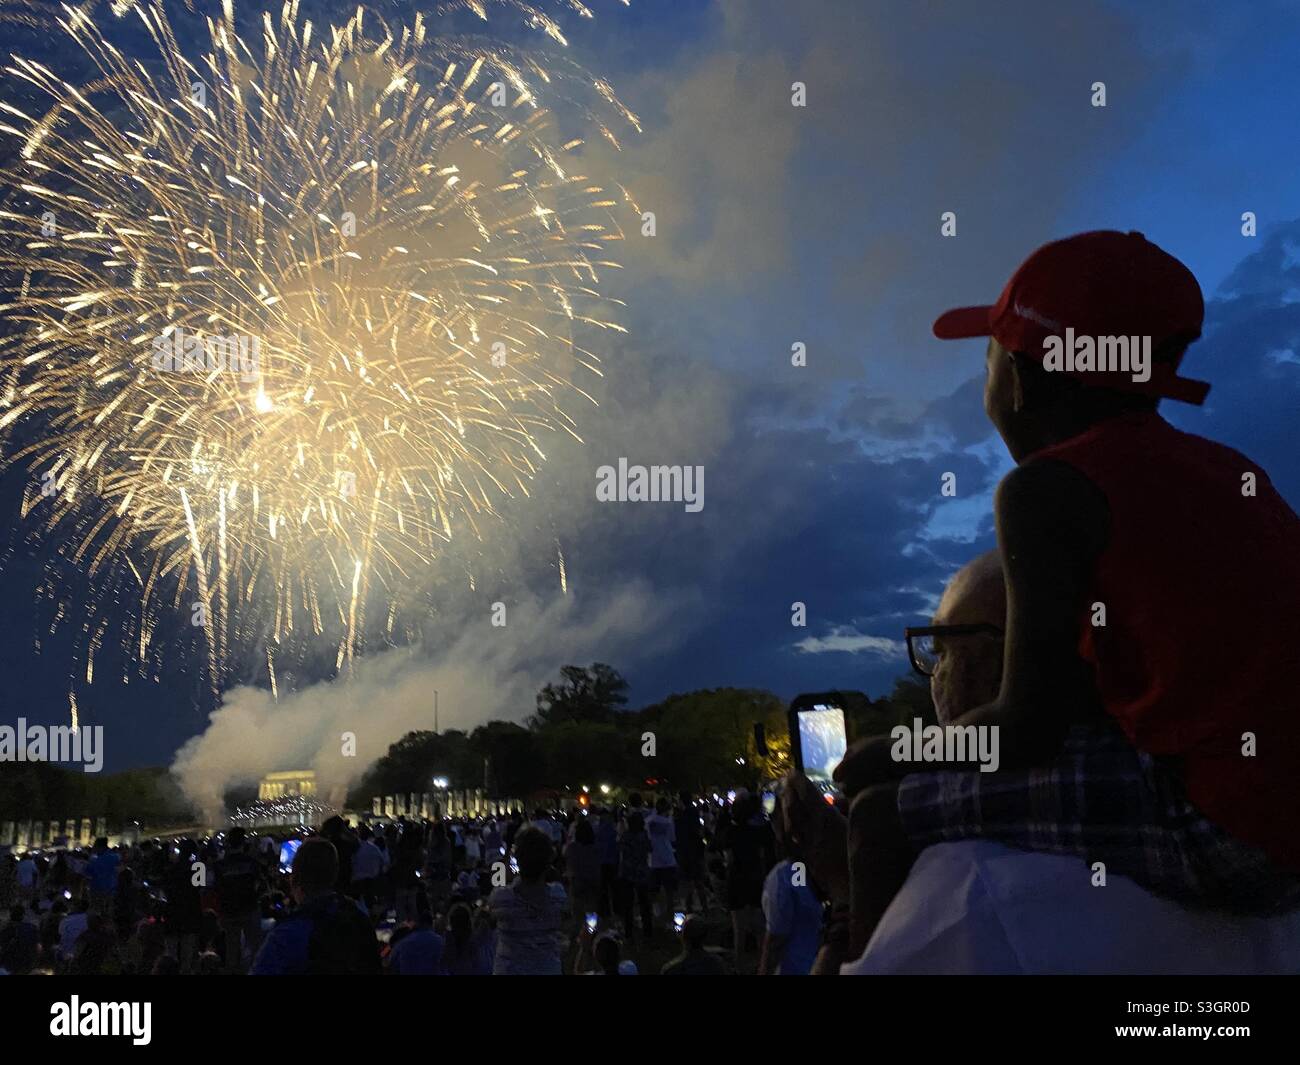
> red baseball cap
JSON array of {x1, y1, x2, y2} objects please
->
[{"x1": 933, "y1": 230, "x2": 1210, "y2": 405}]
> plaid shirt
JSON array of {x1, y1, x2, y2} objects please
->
[{"x1": 897, "y1": 719, "x2": 1300, "y2": 915}]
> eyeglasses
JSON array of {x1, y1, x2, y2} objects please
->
[{"x1": 904, "y1": 624, "x2": 1004, "y2": 678}]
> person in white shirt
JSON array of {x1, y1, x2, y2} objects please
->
[
  {"x1": 760, "y1": 814, "x2": 822, "y2": 976},
  {"x1": 16, "y1": 855, "x2": 38, "y2": 898},
  {"x1": 531, "y1": 809, "x2": 563, "y2": 845},
  {"x1": 59, "y1": 897, "x2": 90, "y2": 962},
  {"x1": 482, "y1": 819, "x2": 503, "y2": 857},
  {"x1": 845, "y1": 838, "x2": 1300, "y2": 974},
  {"x1": 351, "y1": 826, "x2": 385, "y2": 909},
  {"x1": 645, "y1": 797, "x2": 679, "y2": 923}
]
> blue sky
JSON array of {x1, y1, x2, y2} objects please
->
[{"x1": 2, "y1": 0, "x2": 1299, "y2": 783}]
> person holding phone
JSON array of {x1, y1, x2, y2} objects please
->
[
  {"x1": 572, "y1": 926, "x2": 636, "y2": 975},
  {"x1": 660, "y1": 914, "x2": 728, "y2": 976},
  {"x1": 250, "y1": 838, "x2": 380, "y2": 976},
  {"x1": 778, "y1": 551, "x2": 1006, "y2": 968},
  {"x1": 486, "y1": 825, "x2": 569, "y2": 975}
]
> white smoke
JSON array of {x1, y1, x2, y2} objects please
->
[{"x1": 170, "y1": 582, "x2": 690, "y2": 822}]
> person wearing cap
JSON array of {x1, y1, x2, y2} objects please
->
[{"x1": 822, "y1": 231, "x2": 1300, "y2": 958}]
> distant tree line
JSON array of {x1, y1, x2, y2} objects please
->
[
  {"x1": 0, "y1": 762, "x2": 196, "y2": 826},
  {"x1": 0, "y1": 665, "x2": 936, "y2": 822},
  {"x1": 345, "y1": 664, "x2": 936, "y2": 805}
]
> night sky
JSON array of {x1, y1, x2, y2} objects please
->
[{"x1": 2, "y1": 0, "x2": 1298, "y2": 784}]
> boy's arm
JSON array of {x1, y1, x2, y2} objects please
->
[
  {"x1": 835, "y1": 458, "x2": 1108, "y2": 793},
  {"x1": 956, "y1": 457, "x2": 1109, "y2": 767}
]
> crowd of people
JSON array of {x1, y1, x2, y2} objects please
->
[{"x1": 0, "y1": 789, "x2": 827, "y2": 976}]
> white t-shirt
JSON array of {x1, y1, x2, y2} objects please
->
[
  {"x1": 645, "y1": 813, "x2": 677, "y2": 869},
  {"x1": 351, "y1": 840, "x2": 384, "y2": 881},
  {"x1": 59, "y1": 912, "x2": 89, "y2": 958},
  {"x1": 845, "y1": 840, "x2": 1300, "y2": 975},
  {"x1": 761, "y1": 859, "x2": 823, "y2": 975}
]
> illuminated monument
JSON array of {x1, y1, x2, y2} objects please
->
[{"x1": 257, "y1": 770, "x2": 317, "y2": 802}]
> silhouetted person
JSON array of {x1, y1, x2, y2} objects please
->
[
  {"x1": 215, "y1": 827, "x2": 266, "y2": 973},
  {"x1": 251, "y1": 838, "x2": 379, "y2": 975},
  {"x1": 487, "y1": 825, "x2": 568, "y2": 975},
  {"x1": 661, "y1": 915, "x2": 727, "y2": 975},
  {"x1": 830, "y1": 231, "x2": 1300, "y2": 955}
]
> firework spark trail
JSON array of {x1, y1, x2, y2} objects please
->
[{"x1": 0, "y1": 0, "x2": 636, "y2": 699}]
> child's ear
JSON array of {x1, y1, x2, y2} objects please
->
[{"x1": 1010, "y1": 354, "x2": 1026, "y2": 413}]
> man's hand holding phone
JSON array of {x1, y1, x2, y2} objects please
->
[{"x1": 779, "y1": 772, "x2": 850, "y2": 905}]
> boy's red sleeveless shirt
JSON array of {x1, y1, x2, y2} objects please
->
[{"x1": 1033, "y1": 412, "x2": 1300, "y2": 872}]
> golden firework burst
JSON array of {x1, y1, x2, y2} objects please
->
[{"x1": 0, "y1": 0, "x2": 636, "y2": 698}]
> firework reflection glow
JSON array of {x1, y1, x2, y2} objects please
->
[{"x1": 0, "y1": 0, "x2": 636, "y2": 698}]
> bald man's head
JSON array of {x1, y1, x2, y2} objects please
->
[
  {"x1": 934, "y1": 550, "x2": 1006, "y2": 629},
  {"x1": 929, "y1": 550, "x2": 1006, "y2": 723}
]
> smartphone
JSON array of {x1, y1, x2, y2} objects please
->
[
  {"x1": 761, "y1": 791, "x2": 776, "y2": 816},
  {"x1": 585, "y1": 912, "x2": 598, "y2": 933},
  {"x1": 789, "y1": 693, "x2": 849, "y2": 799},
  {"x1": 509, "y1": 855, "x2": 519, "y2": 875},
  {"x1": 673, "y1": 911, "x2": 685, "y2": 933}
]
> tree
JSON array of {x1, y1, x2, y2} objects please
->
[
  {"x1": 536, "y1": 721, "x2": 633, "y2": 790},
  {"x1": 469, "y1": 721, "x2": 544, "y2": 797},
  {"x1": 351, "y1": 729, "x2": 472, "y2": 800},
  {"x1": 530, "y1": 663, "x2": 629, "y2": 728},
  {"x1": 873, "y1": 675, "x2": 937, "y2": 729},
  {"x1": 636, "y1": 688, "x2": 787, "y2": 791}
]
